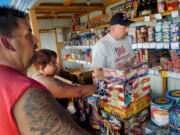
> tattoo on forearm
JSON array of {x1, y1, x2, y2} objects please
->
[
  {"x1": 23, "y1": 88, "x2": 88, "y2": 135},
  {"x1": 51, "y1": 78, "x2": 64, "y2": 87}
]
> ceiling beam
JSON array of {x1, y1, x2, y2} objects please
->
[
  {"x1": 37, "y1": 16, "x2": 72, "y2": 20},
  {"x1": 64, "y1": 0, "x2": 77, "y2": 6},
  {"x1": 31, "y1": 0, "x2": 44, "y2": 8},
  {"x1": 43, "y1": 12, "x2": 55, "y2": 17},
  {"x1": 104, "y1": 0, "x2": 122, "y2": 7},
  {"x1": 40, "y1": 3, "x2": 102, "y2": 7},
  {"x1": 35, "y1": 6, "x2": 104, "y2": 14}
]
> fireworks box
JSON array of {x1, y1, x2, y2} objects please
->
[
  {"x1": 97, "y1": 75, "x2": 151, "y2": 109},
  {"x1": 100, "y1": 94, "x2": 151, "y2": 120},
  {"x1": 99, "y1": 107, "x2": 150, "y2": 135},
  {"x1": 103, "y1": 64, "x2": 148, "y2": 81},
  {"x1": 96, "y1": 64, "x2": 150, "y2": 120}
]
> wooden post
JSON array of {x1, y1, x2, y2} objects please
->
[
  {"x1": 162, "y1": 77, "x2": 167, "y2": 95},
  {"x1": 29, "y1": 8, "x2": 41, "y2": 49},
  {"x1": 54, "y1": 31, "x2": 63, "y2": 70},
  {"x1": 62, "y1": 28, "x2": 67, "y2": 42}
]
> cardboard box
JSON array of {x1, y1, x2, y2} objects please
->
[
  {"x1": 101, "y1": 94, "x2": 151, "y2": 120},
  {"x1": 71, "y1": 69, "x2": 93, "y2": 84},
  {"x1": 103, "y1": 64, "x2": 148, "y2": 81},
  {"x1": 97, "y1": 75, "x2": 150, "y2": 109},
  {"x1": 99, "y1": 107, "x2": 150, "y2": 135}
]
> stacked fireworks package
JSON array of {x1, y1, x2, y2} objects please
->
[
  {"x1": 128, "y1": 21, "x2": 180, "y2": 44},
  {"x1": 143, "y1": 90, "x2": 180, "y2": 135},
  {"x1": 88, "y1": 63, "x2": 151, "y2": 134},
  {"x1": 167, "y1": 89, "x2": 180, "y2": 134}
]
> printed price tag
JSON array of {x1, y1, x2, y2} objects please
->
[
  {"x1": 144, "y1": 16, "x2": 150, "y2": 22},
  {"x1": 155, "y1": 14, "x2": 162, "y2": 20},
  {"x1": 154, "y1": 70, "x2": 160, "y2": 76},
  {"x1": 148, "y1": 69, "x2": 155, "y2": 75},
  {"x1": 88, "y1": 62, "x2": 91, "y2": 65},
  {"x1": 171, "y1": 42, "x2": 179, "y2": 49},
  {"x1": 156, "y1": 43, "x2": 163, "y2": 49},
  {"x1": 143, "y1": 42, "x2": 149, "y2": 48},
  {"x1": 132, "y1": 44, "x2": 137, "y2": 49},
  {"x1": 168, "y1": 71, "x2": 176, "y2": 79},
  {"x1": 149, "y1": 42, "x2": 156, "y2": 48},
  {"x1": 168, "y1": 71, "x2": 173, "y2": 78},
  {"x1": 91, "y1": 28, "x2": 94, "y2": 32},
  {"x1": 71, "y1": 59, "x2": 76, "y2": 62},
  {"x1": 176, "y1": 72, "x2": 180, "y2": 79},
  {"x1": 161, "y1": 71, "x2": 168, "y2": 77},
  {"x1": 75, "y1": 60, "x2": 78, "y2": 63},
  {"x1": 171, "y1": 10, "x2": 179, "y2": 18},
  {"x1": 79, "y1": 60, "x2": 83, "y2": 64},
  {"x1": 163, "y1": 42, "x2": 170, "y2": 49},
  {"x1": 137, "y1": 43, "x2": 143, "y2": 48}
]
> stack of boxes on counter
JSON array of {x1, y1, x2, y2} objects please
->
[{"x1": 87, "y1": 63, "x2": 151, "y2": 134}]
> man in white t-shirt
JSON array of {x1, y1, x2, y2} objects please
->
[{"x1": 92, "y1": 13, "x2": 135, "y2": 79}]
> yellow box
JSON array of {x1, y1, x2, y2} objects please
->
[{"x1": 101, "y1": 94, "x2": 151, "y2": 120}]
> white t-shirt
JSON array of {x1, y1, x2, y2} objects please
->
[{"x1": 92, "y1": 34, "x2": 135, "y2": 68}]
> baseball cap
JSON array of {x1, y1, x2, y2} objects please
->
[{"x1": 109, "y1": 13, "x2": 134, "y2": 26}]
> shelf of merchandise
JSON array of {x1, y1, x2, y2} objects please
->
[
  {"x1": 130, "y1": 8, "x2": 180, "y2": 22},
  {"x1": 63, "y1": 58, "x2": 92, "y2": 66},
  {"x1": 64, "y1": 45, "x2": 93, "y2": 49},
  {"x1": 71, "y1": 24, "x2": 109, "y2": 34},
  {"x1": 132, "y1": 42, "x2": 179, "y2": 50},
  {"x1": 70, "y1": 9, "x2": 180, "y2": 34}
]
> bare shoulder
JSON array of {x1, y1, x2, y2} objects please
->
[{"x1": 13, "y1": 87, "x2": 91, "y2": 135}]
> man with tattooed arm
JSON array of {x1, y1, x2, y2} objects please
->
[{"x1": 0, "y1": 6, "x2": 92, "y2": 135}]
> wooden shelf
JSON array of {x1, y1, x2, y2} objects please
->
[
  {"x1": 71, "y1": 24, "x2": 109, "y2": 34},
  {"x1": 94, "y1": 24, "x2": 110, "y2": 30},
  {"x1": 71, "y1": 9, "x2": 180, "y2": 34},
  {"x1": 64, "y1": 45, "x2": 93, "y2": 49},
  {"x1": 131, "y1": 8, "x2": 180, "y2": 22},
  {"x1": 71, "y1": 28, "x2": 91, "y2": 34},
  {"x1": 63, "y1": 58, "x2": 92, "y2": 65}
]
